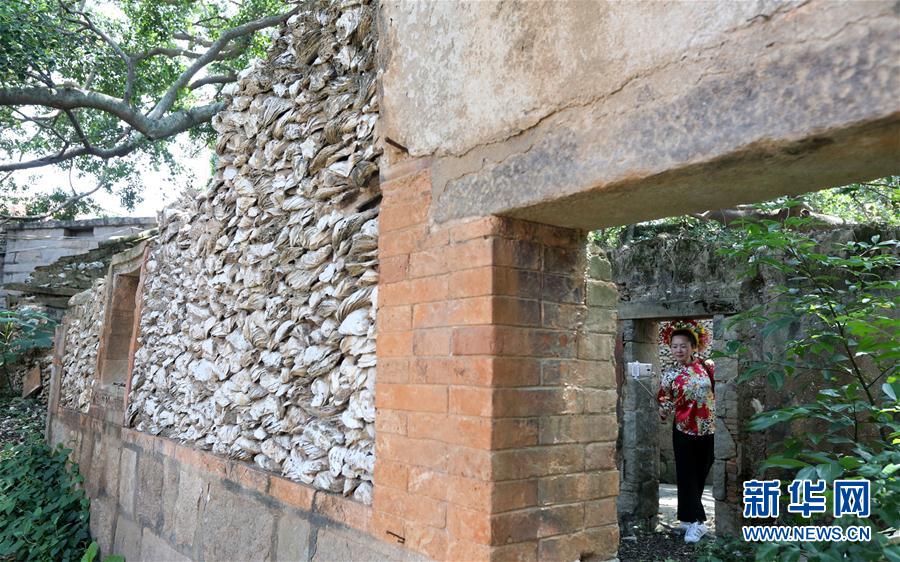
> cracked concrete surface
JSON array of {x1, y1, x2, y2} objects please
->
[{"x1": 379, "y1": 0, "x2": 900, "y2": 230}]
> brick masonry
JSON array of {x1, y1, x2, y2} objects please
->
[
  {"x1": 373, "y1": 165, "x2": 620, "y2": 561},
  {"x1": 47, "y1": 162, "x2": 622, "y2": 561}
]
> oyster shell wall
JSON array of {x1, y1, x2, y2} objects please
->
[
  {"x1": 118, "y1": 0, "x2": 376, "y2": 502},
  {"x1": 59, "y1": 279, "x2": 107, "y2": 412}
]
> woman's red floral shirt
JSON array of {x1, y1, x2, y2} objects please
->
[{"x1": 658, "y1": 359, "x2": 716, "y2": 436}]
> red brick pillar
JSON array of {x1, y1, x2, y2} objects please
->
[{"x1": 374, "y1": 165, "x2": 620, "y2": 561}]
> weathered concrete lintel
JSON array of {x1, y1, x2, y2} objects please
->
[
  {"x1": 617, "y1": 299, "x2": 738, "y2": 320},
  {"x1": 109, "y1": 238, "x2": 152, "y2": 272},
  {"x1": 425, "y1": 7, "x2": 900, "y2": 230}
]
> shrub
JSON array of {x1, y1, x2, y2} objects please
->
[
  {"x1": 0, "y1": 440, "x2": 91, "y2": 561},
  {"x1": 718, "y1": 215, "x2": 899, "y2": 561}
]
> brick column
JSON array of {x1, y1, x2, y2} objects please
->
[{"x1": 374, "y1": 165, "x2": 620, "y2": 561}]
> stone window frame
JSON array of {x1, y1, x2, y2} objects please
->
[{"x1": 92, "y1": 242, "x2": 150, "y2": 423}]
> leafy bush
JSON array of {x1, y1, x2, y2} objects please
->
[
  {"x1": 696, "y1": 534, "x2": 755, "y2": 562},
  {"x1": 0, "y1": 441, "x2": 91, "y2": 561},
  {"x1": 0, "y1": 308, "x2": 56, "y2": 394},
  {"x1": 81, "y1": 541, "x2": 124, "y2": 562},
  {"x1": 718, "y1": 214, "x2": 899, "y2": 561}
]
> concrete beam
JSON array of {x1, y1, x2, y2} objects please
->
[
  {"x1": 617, "y1": 300, "x2": 738, "y2": 320},
  {"x1": 380, "y1": 1, "x2": 900, "y2": 230}
]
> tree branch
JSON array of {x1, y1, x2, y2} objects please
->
[
  {"x1": 134, "y1": 46, "x2": 203, "y2": 61},
  {"x1": 11, "y1": 109, "x2": 69, "y2": 145},
  {"x1": 173, "y1": 31, "x2": 213, "y2": 47},
  {"x1": 189, "y1": 73, "x2": 237, "y2": 90},
  {"x1": 68, "y1": 5, "x2": 137, "y2": 103},
  {"x1": 63, "y1": 109, "x2": 91, "y2": 149},
  {"x1": 0, "y1": 183, "x2": 105, "y2": 225},
  {"x1": 0, "y1": 87, "x2": 225, "y2": 141},
  {"x1": 149, "y1": 6, "x2": 299, "y2": 119}
]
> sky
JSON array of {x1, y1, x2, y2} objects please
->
[
  {"x1": 10, "y1": 0, "x2": 217, "y2": 221},
  {"x1": 20, "y1": 137, "x2": 213, "y2": 219}
]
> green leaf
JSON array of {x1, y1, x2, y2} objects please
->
[
  {"x1": 837, "y1": 457, "x2": 863, "y2": 470},
  {"x1": 763, "y1": 456, "x2": 809, "y2": 470},
  {"x1": 81, "y1": 541, "x2": 98, "y2": 562},
  {"x1": 796, "y1": 465, "x2": 818, "y2": 482},
  {"x1": 816, "y1": 462, "x2": 844, "y2": 482}
]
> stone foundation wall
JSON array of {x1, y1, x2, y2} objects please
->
[{"x1": 48, "y1": 408, "x2": 419, "y2": 562}]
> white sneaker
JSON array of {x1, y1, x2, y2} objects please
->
[
  {"x1": 677, "y1": 522, "x2": 691, "y2": 534},
  {"x1": 684, "y1": 522, "x2": 708, "y2": 543}
]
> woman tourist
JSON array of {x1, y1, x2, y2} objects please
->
[{"x1": 657, "y1": 320, "x2": 715, "y2": 544}]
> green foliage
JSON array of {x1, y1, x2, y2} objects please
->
[
  {"x1": 591, "y1": 214, "x2": 727, "y2": 249},
  {"x1": 806, "y1": 176, "x2": 900, "y2": 226},
  {"x1": 0, "y1": 0, "x2": 292, "y2": 218},
  {"x1": 696, "y1": 534, "x2": 755, "y2": 562},
  {"x1": 0, "y1": 308, "x2": 56, "y2": 393},
  {"x1": 717, "y1": 212, "x2": 900, "y2": 561},
  {"x1": 0, "y1": 441, "x2": 91, "y2": 561},
  {"x1": 591, "y1": 177, "x2": 900, "y2": 250},
  {"x1": 81, "y1": 540, "x2": 125, "y2": 562}
]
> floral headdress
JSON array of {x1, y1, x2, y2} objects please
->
[{"x1": 661, "y1": 319, "x2": 710, "y2": 351}]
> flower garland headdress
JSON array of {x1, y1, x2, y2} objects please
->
[{"x1": 661, "y1": 319, "x2": 710, "y2": 351}]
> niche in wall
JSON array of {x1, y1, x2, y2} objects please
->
[{"x1": 97, "y1": 271, "x2": 140, "y2": 388}]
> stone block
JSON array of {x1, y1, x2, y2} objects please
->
[
  {"x1": 585, "y1": 308, "x2": 617, "y2": 334},
  {"x1": 312, "y1": 528, "x2": 406, "y2": 562},
  {"x1": 174, "y1": 470, "x2": 205, "y2": 548},
  {"x1": 89, "y1": 496, "x2": 116, "y2": 558},
  {"x1": 576, "y1": 332, "x2": 614, "y2": 361},
  {"x1": 714, "y1": 420, "x2": 736, "y2": 459},
  {"x1": 141, "y1": 527, "x2": 190, "y2": 562},
  {"x1": 585, "y1": 497, "x2": 617, "y2": 528},
  {"x1": 276, "y1": 512, "x2": 311, "y2": 562},
  {"x1": 712, "y1": 460, "x2": 726, "y2": 501},
  {"x1": 199, "y1": 483, "x2": 274, "y2": 562},
  {"x1": 113, "y1": 514, "x2": 142, "y2": 561},
  {"x1": 118, "y1": 447, "x2": 137, "y2": 515},
  {"x1": 539, "y1": 415, "x2": 615, "y2": 445},
  {"x1": 21, "y1": 366, "x2": 41, "y2": 398},
  {"x1": 586, "y1": 280, "x2": 618, "y2": 307},
  {"x1": 588, "y1": 255, "x2": 612, "y2": 281},
  {"x1": 541, "y1": 274, "x2": 584, "y2": 304},
  {"x1": 580, "y1": 359, "x2": 616, "y2": 389},
  {"x1": 583, "y1": 388, "x2": 617, "y2": 415},
  {"x1": 585, "y1": 442, "x2": 616, "y2": 471},
  {"x1": 77, "y1": 434, "x2": 95, "y2": 493},
  {"x1": 716, "y1": 500, "x2": 741, "y2": 537},
  {"x1": 161, "y1": 456, "x2": 180, "y2": 537},
  {"x1": 102, "y1": 441, "x2": 121, "y2": 499},
  {"x1": 538, "y1": 473, "x2": 594, "y2": 505},
  {"x1": 136, "y1": 453, "x2": 164, "y2": 528}
]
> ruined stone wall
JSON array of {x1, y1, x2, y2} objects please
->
[
  {"x1": 610, "y1": 225, "x2": 899, "y2": 535},
  {"x1": 59, "y1": 279, "x2": 106, "y2": 412},
  {"x1": 125, "y1": 0, "x2": 380, "y2": 503}
]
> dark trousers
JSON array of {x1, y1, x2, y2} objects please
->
[{"x1": 673, "y1": 425, "x2": 714, "y2": 523}]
